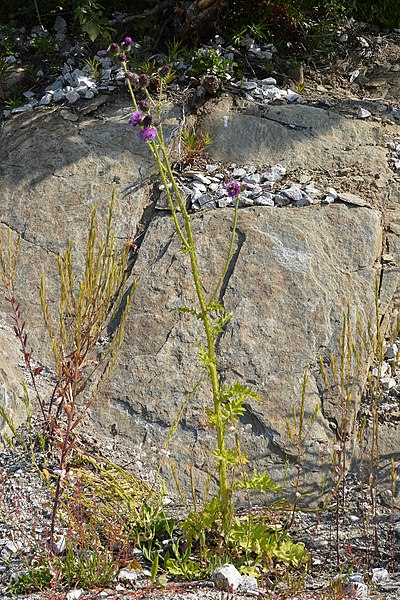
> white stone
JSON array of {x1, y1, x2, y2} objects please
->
[
  {"x1": 45, "y1": 78, "x2": 63, "y2": 93},
  {"x1": 66, "y1": 590, "x2": 84, "y2": 600},
  {"x1": 358, "y1": 108, "x2": 371, "y2": 119},
  {"x1": 296, "y1": 194, "x2": 312, "y2": 207},
  {"x1": 286, "y1": 92, "x2": 300, "y2": 103},
  {"x1": 257, "y1": 194, "x2": 274, "y2": 206},
  {"x1": 349, "y1": 69, "x2": 360, "y2": 83},
  {"x1": 39, "y1": 93, "x2": 52, "y2": 105},
  {"x1": 304, "y1": 182, "x2": 321, "y2": 198},
  {"x1": 66, "y1": 90, "x2": 80, "y2": 104},
  {"x1": 212, "y1": 564, "x2": 242, "y2": 592},
  {"x1": 262, "y1": 164, "x2": 286, "y2": 182},
  {"x1": 75, "y1": 74, "x2": 95, "y2": 88},
  {"x1": 218, "y1": 197, "x2": 232, "y2": 208},
  {"x1": 11, "y1": 105, "x2": 33, "y2": 113},
  {"x1": 238, "y1": 574, "x2": 258, "y2": 591},
  {"x1": 206, "y1": 164, "x2": 219, "y2": 173},
  {"x1": 23, "y1": 90, "x2": 35, "y2": 99},
  {"x1": 372, "y1": 363, "x2": 389, "y2": 378},
  {"x1": 372, "y1": 568, "x2": 389, "y2": 583},
  {"x1": 326, "y1": 187, "x2": 338, "y2": 199},
  {"x1": 191, "y1": 182, "x2": 207, "y2": 193},
  {"x1": 357, "y1": 36, "x2": 369, "y2": 48},
  {"x1": 243, "y1": 173, "x2": 261, "y2": 185},
  {"x1": 260, "y1": 77, "x2": 277, "y2": 86},
  {"x1": 380, "y1": 377, "x2": 396, "y2": 390},
  {"x1": 242, "y1": 81, "x2": 257, "y2": 91},
  {"x1": 193, "y1": 174, "x2": 211, "y2": 185},
  {"x1": 232, "y1": 168, "x2": 246, "y2": 177},
  {"x1": 251, "y1": 185, "x2": 263, "y2": 196},
  {"x1": 76, "y1": 85, "x2": 89, "y2": 96},
  {"x1": 84, "y1": 89, "x2": 95, "y2": 99},
  {"x1": 282, "y1": 184, "x2": 303, "y2": 202},
  {"x1": 53, "y1": 89, "x2": 66, "y2": 102},
  {"x1": 5, "y1": 540, "x2": 21, "y2": 553},
  {"x1": 118, "y1": 567, "x2": 138, "y2": 582},
  {"x1": 339, "y1": 33, "x2": 348, "y2": 42},
  {"x1": 385, "y1": 344, "x2": 398, "y2": 360}
]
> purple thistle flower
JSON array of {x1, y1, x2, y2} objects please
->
[
  {"x1": 158, "y1": 64, "x2": 171, "y2": 77},
  {"x1": 225, "y1": 180, "x2": 241, "y2": 197},
  {"x1": 124, "y1": 71, "x2": 134, "y2": 79},
  {"x1": 118, "y1": 53, "x2": 127, "y2": 62},
  {"x1": 124, "y1": 36, "x2": 133, "y2": 45},
  {"x1": 109, "y1": 42, "x2": 120, "y2": 53},
  {"x1": 138, "y1": 73, "x2": 151, "y2": 88},
  {"x1": 139, "y1": 99, "x2": 149, "y2": 111},
  {"x1": 129, "y1": 111, "x2": 142, "y2": 128},
  {"x1": 142, "y1": 114, "x2": 153, "y2": 127},
  {"x1": 139, "y1": 127, "x2": 157, "y2": 141},
  {"x1": 99, "y1": 50, "x2": 108, "y2": 58}
]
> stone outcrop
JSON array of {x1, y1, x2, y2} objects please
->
[
  {"x1": 0, "y1": 91, "x2": 399, "y2": 500},
  {"x1": 94, "y1": 202, "x2": 383, "y2": 494}
]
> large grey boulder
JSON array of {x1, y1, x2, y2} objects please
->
[
  {"x1": 94, "y1": 203, "x2": 384, "y2": 496},
  {"x1": 198, "y1": 95, "x2": 389, "y2": 176},
  {"x1": 0, "y1": 93, "x2": 399, "y2": 501}
]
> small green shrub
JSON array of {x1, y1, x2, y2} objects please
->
[{"x1": 190, "y1": 47, "x2": 237, "y2": 79}]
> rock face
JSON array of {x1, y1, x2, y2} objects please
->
[
  {"x1": 94, "y1": 203, "x2": 383, "y2": 494},
  {"x1": 0, "y1": 328, "x2": 27, "y2": 443},
  {"x1": 198, "y1": 95, "x2": 389, "y2": 174},
  {"x1": 0, "y1": 92, "x2": 399, "y2": 500}
]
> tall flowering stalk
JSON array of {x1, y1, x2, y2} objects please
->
[{"x1": 106, "y1": 39, "x2": 275, "y2": 534}]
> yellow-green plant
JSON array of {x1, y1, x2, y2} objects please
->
[
  {"x1": 40, "y1": 194, "x2": 136, "y2": 547},
  {"x1": 286, "y1": 370, "x2": 320, "y2": 527},
  {"x1": 320, "y1": 303, "x2": 366, "y2": 567},
  {"x1": 0, "y1": 194, "x2": 136, "y2": 553}
]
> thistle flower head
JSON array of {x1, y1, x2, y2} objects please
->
[
  {"x1": 158, "y1": 64, "x2": 171, "y2": 77},
  {"x1": 129, "y1": 111, "x2": 142, "y2": 128},
  {"x1": 139, "y1": 99, "x2": 149, "y2": 111},
  {"x1": 124, "y1": 36, "x2": 133, "y2": 45},
  {"x1": 124, "y1": 71, "x2": 134, "y2": 79},
  {"x1": 109, "y1": 42, "x2": 119, "y2": 53},
  {"x1": 138, "y1": 73, "x2": 151, "y2": 88},
  {"x1": 225, "y1": 180, "x2": 241, "y2": 197},
  {"x1": 99, "y1": 50, "x2": 108, "y2": 58},
  {"x1": 142, "y1": 114, "x2": 153, "y2": 127},
  {"x1": 118, "y1": 53, "x2": 127, "y2": 62},
  {"x1": 139, "y1": 127, "x2": 157, "y2": 141}
]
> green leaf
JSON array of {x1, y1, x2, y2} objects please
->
[
  {"x1": 150, "y1": 552, "x2": 159, "y2": 582},
  {"x1": 234, "y1": 468, "x2": 280, "y2": 493},
  {"x1": 82, "y1": 21, "x2": 100, "y2": 41}
]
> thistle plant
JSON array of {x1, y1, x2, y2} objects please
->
[{"x1": 104, "y1": 38, "x2": 280, "y2": 540}]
